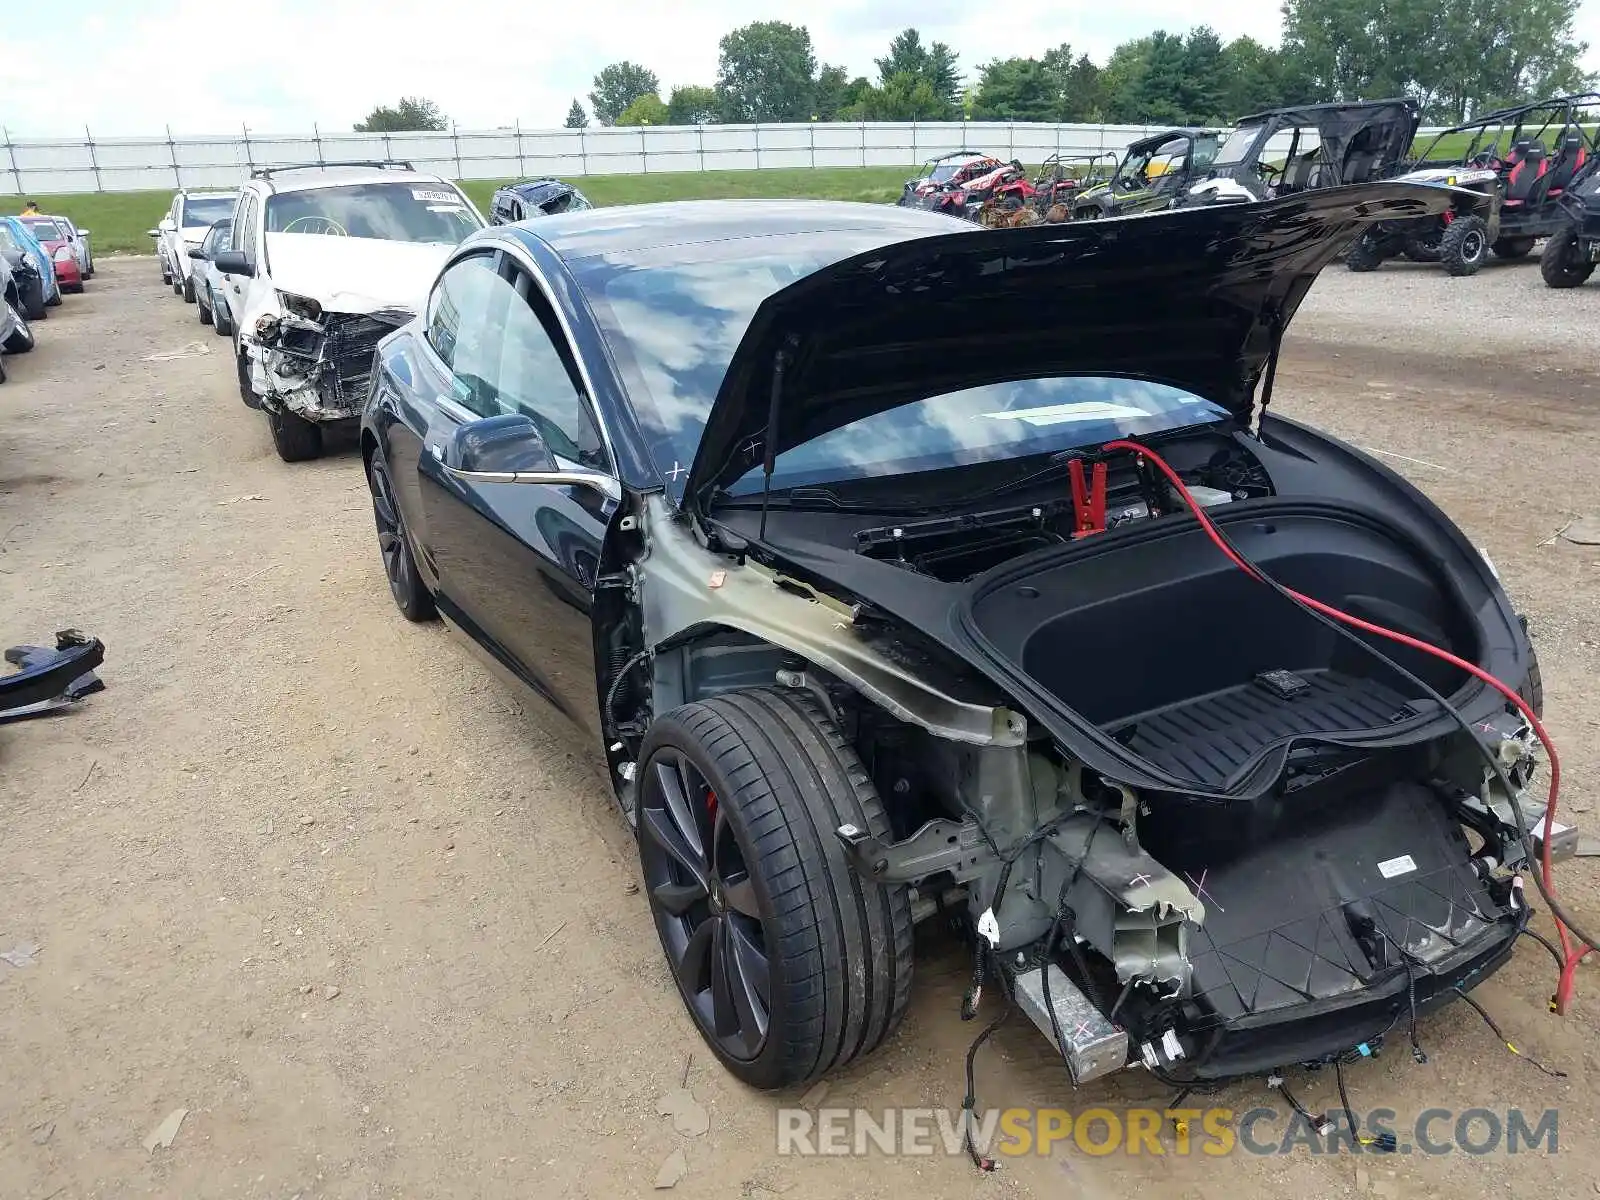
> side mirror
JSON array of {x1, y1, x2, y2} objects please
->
[
  {"x1": 146, "y1": 228, "x2": 160, "y2": 238},
  {"x1": 159, "y1": 218, "x2": 177, "y2": 233},
  {"x1": 78, "y1": 227, "x2": 90, "y2": 235},
  {"x1": 439, "y1": 413, "x2": 620, "y2": 497},
  {"x1": 212, "y1": 249, "x2": 253, "y2": 276},
  {"x1": 188, "y1": 247, "x2": 207, "y2": 260},
  {"x1": 443, "y1": 413, "x2": 557, "y2": 476}
]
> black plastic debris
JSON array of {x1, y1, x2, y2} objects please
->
[{"x1": 1, "y1": 629, "x2": 106, "y2": 723}]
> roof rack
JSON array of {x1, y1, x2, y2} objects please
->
[{"x1": 251, "y1": 159, "x2": 415, "y2": 179}]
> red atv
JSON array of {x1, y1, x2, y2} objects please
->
[{"x1": 897, "y1": 151, "x2": 1005, "y2": 215}]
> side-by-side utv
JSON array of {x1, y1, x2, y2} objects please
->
[
  {"x1": 1182, "y1": 99, "x2": 1419, "y2": 207},
  {"x1": 1347, "y1": 93, "x2": 1600, "y2": 276},
  {"x1": 1069, "y1": 129, "x2": 1222, "y2": 220},
  {"x1": 1540, "y1": 154, "x2": 1600, "y2": 287}
]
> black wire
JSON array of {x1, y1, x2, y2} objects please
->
[
  {"x1": 1453, "y1": 985, "x2": 1568, "y2": 1079},
  {"x1": 959, "y1": 949, "x2": 1012, "y2": 1171},
  {"x1": 1141, "y1": 455, "x2": 1600, "y2": 958},
  {"x1": 1521, "y1": 926, "x2": 1565, "y2": 974}
]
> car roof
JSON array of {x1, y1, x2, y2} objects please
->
[
  {"x1": 249, "y1": 166, "x2": 453, "y2": 194},
  {"x1": 506, "y1": 199, "x2": 968, "y2": 263}
]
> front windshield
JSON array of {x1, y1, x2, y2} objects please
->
[
  {"x1": 21, "y1": 219, "x2": 65, "y2": 241},
  {"x1": 182, "y1": 196, "x2": 236, "y2": 227},
  {"x1": 264, "y1": 183, "x2": 482, "y2": 243},
  {"x1": 578, "y1": 237, "x2": 1231, "y2": 498},
  {"x1": 727, "y1": 379, "x2": 1228, "y2": 496},
  {"x1": 1212, "y1": 125, "x2": 1265, "y2": 167}
]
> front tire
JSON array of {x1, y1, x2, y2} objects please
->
[
  {"x1": 182, "y1": 273, "x2": 196, "y2": 303},
  {"x1": 637, "y1": 687, "x2": 913, "y2": 1090},
  {"x1": 198, "y1": 292, "x2": 213, "y2": 325},
  {"x1": 1540, "y1": 227, "x2": 1595, "y2": 288},
  {"x1": 20, "y1": 278, "x2": 46, "y2": 321},
  {"x1": 213, "y1": 292, "x2": 233, "y2": 337},
  {"x1": 366, "y1": 451, "x2": 436, "y2": 621},
  {"x1": 3, "y1": 308, "x2": 34, "y2": 354},
  {"x1": 1441, "y1": 215, "x2": 1488, "y2": 276},
  {"x1": 1345, "y1": 231, "x2": 1384, "y2": 272},
  {"x1": 266, "y1": 406, "x2": 322, "y2": 462}
]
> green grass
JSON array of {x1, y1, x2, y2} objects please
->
[{"x1": 3, "y1": 166, "x2": 921, "y2": 255}]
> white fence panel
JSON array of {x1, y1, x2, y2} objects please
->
[{"x1": 0, "y1": 120, "x2": 1450, "y2": 195}]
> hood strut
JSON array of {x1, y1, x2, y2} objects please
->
[
  {"x1": 1253, "y1": 313, "x2": 1285, "y2": 434},
  {"x1": 759, "y1": 335, "x2": 798, "y2": 542}
]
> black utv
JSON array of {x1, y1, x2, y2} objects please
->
[
  {"x1": 1182, "y1": 99, "x2": 1419, "y2": 206},
  {"x1": 1347, "y1": 93, "x2": 1600, "y2": 276},
  {"x1": 1540, "y1": 154, "x2": 1600, "y2": 287}
]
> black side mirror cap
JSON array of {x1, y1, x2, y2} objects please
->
[{"x1": 444, "y1": 413, "x2": 557, "y2": 476}]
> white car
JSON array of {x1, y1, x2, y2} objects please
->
[
  {"x1": 211, "y1": 160, "x2": 485, "y2": 461},
  {"x1": 148, "y1": 189, "x2": 238, "y2": 302}
]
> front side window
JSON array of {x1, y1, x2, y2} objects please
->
[
  {"x1": 182, "y1": 195, "x2": 237, "y2": 227},
  {"x1": 202, "y1": 220, "x2": 232, "y2": 255},
  {"x1": 426, "y1": 254, "x2": 602, "y2": 464},
  {"x1": 265, "y1": 183, "x2": 482, "y2": 244},
  {"x1": 1213, "y1": 125, "x2": 1265, "y2": 167}
]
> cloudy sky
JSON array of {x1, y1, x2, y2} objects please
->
[{"x1": 2, "y1": 0, "x2": 1597, "y2": 136}]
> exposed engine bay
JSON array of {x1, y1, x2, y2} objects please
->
[
  {"x1": 249, "y1": 304, "x2": 411, "y2": 421},
  {"x1": 612, "y1": 416, "x2": 1561, "y2": 1089}
]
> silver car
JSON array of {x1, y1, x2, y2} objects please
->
[
  {"x1": 189, "y1": 218, "x2": 236, "y2": 335},
  {"x1": 53, "y1": 215, "x2": 94, "y2": 278}
]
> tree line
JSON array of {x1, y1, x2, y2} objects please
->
[{"x1": 357, "y1": 0, "x2": 1591, "y2": 134}]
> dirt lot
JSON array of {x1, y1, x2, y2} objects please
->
[{"x1": 2, "y1": 256, "x2": 1599, "y2": 1200}]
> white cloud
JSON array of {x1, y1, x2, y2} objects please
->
[{"x1": 0, "y1": 0, "x2": 1595, "y2": 136}]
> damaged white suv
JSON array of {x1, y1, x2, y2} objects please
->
[{"x1": 213, "y1": 160, "x2": 485, "y2": 461}]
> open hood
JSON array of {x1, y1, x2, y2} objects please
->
[
  {"x1": 263, "y1": 233, "x2": 458, "y2": 315},
  {"x1": 686, "y1": 183, "x2": 1451, "y2": 507}
]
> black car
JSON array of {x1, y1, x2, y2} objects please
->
[
  {"x1": 488, "y1": 178, "x2": 594, "y2": 224},
  {"x1": 360, "y1": 190, "x2": 1553, "y2": 1093}
]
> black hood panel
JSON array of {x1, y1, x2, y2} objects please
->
[{"x1": 688, "y1": 183, "x2": 1451, "y2": 504}]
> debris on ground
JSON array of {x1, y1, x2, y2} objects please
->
[
  {"x1": 654, "y1": 1147, "x2": 688, "y2": 1189},
  {"x1": 142, "y1": 1107, "x2": 189, "y2": 1151},
  {"x1": 142, "y1": 342, "x2": 211, "y2": 362},
  {"x1": 217, "y1": 494, "x2": 266, "y2": 506},
  {"x1": 30, "y1": 1120, "x2": 54, "y2": 1144},
  {"x1": 0, "y1": 941, "x2": 41, "y2": 968},
  {"x1": 1, "y1": 630, "x2": 106, "y2": 724},
  {"x1": 657, "y1": 1086, "x2": 709, "y2": 1137},
  {"x1": 1562, "y1": 516, "x2": 1600, "y2": 546}
]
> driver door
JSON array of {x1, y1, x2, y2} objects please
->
[{"x1": 414, "y1": 252, "x2": 616, "y2": 736}]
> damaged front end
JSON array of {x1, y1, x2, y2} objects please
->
[{"x1": 247, "y1": 299, "x2": 412, "y2": 422}]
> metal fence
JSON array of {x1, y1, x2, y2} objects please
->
[{"x1": 4, "y1": 120, "x2": 1206, "y2": 195}]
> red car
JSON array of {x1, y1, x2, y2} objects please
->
[{"x1": 19, "y1": 216, "x2": 84, "y2": 294}]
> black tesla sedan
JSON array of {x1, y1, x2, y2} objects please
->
[{"x1": 360, "y1": 192, "x2": 1553, "y2": 1093}]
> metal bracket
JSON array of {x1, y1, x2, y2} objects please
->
[{"x1": 835, "y1": 818, "x2": 995, "y2": 885}]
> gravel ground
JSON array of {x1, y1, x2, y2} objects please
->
[{"x1": 1, "y1": 256, "x2": 1598, "y2": 1200}]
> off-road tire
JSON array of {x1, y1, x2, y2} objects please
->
[
  {"x1": 1402, "y1": 234, "x2": 1442, "y2": 263},
  {"x1": 636, "y1": 687, "x2": 914, "y2": 1090},
  {"x1": 3, "y1": 309, "x2": 35, "y2": 354},
  {"x1": 1492, "y1": 236, "x2": 1536, "y2": 261},
  {"x1": 266, "y1": 406, "x2": 322, "y2": 462},
  {"x1": 1440, "y1": 215, "x2": 1488, "y2": 276},
  {"x1": 1540, "y1": 227, "x2": 1594, "y2": 289},
  {"x1": 1345, "y1": 232, "x2": 1384, "y2": 272}
]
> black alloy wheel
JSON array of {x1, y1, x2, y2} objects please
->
[
  {"x1": 636, "y1": 688, "x2": 913, "y2": 1090},
  {"x1": 367, "y1": 452, "x2": 436, "y2": 621},
  {"x1": 1441, "y1": 215, "x2": 1488, "y2": 276},
  {"x1": 639, "y1": 747, "x2": 771, "y2": 1063}
]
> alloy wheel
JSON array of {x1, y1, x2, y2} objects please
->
[
  {"x1": 638, "y1": 749, "x2": 771, "y2": 1061},
  {"x1": 368, "y1": 459, "x2": 412, "y2": 605}
]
